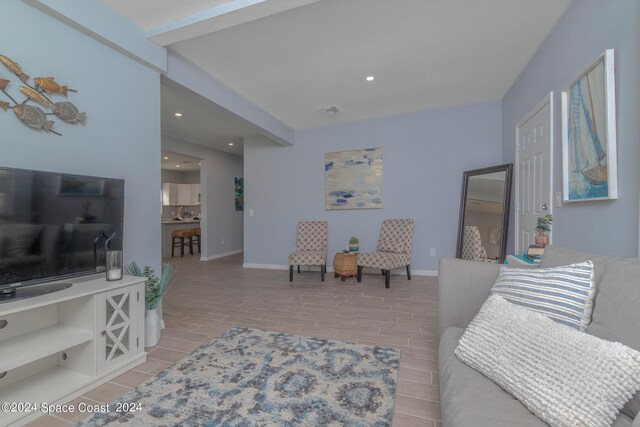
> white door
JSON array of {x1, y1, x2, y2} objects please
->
[
  {"x1": 97, "y1": 285, "x2": 139, "y2": 373},
  {"x1": 515, "y1": 93, "x2": 553, "y2": 255}
]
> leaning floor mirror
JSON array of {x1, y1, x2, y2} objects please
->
[{"x1": 456, "y1": 163, "x2": 513, "y2": 263}]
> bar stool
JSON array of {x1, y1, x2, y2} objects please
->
[
  {"x1": 171, "y1": 229, "x2": 193, "y2": 257},
  {"x1": 191, "y1": 227, "x2": 201, "y2": 254}
]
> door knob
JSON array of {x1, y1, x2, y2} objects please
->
[
  {"x1": 542, "y1": 203, "x2": 548, "y2": 211},
  {"x1": 101, "y1": 330, "x2": 107, "y2": 336}
]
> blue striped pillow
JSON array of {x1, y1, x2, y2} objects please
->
[{"x1": 491, "y1": 261, "x2": 595, "y2": 331}]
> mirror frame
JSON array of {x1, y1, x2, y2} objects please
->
[{"x1": 456, "y1": 163, "x2": 513, "y2": 263}]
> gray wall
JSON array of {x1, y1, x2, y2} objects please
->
[
  {"x1": 502, "y1": 0, "x2": 640, "y2": 257},
  {"x1": 162, "y1": 135, "x2": 244, "y2": 259},
  {"x1": 244, "y1": 102, "x2": 503, "y2": 272},
  {"x1": 0, "y1": 0, "x2": 161, "y2": 271}
]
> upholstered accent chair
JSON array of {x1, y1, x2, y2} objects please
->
[
  {"x1": 288, "y1": 221, "x2": 328, "y2": 281},
  {"x1": 461, "y1": 225, "x2": 499, "y2": 263},
  {"x1": 357, "y1": 219, "x2": 414, "y2": 288}
]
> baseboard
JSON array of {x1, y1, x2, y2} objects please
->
[
  {"x1": 201, "y1": 250, "x2": 243, "y2": 261},
  {"x1": 242, "y1": 263, "x2": 438, "y2": 276}
]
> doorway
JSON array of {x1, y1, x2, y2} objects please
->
[
  {"x1": 160, "y1": 151, "x2": 204, "y2": 260},
  {"x1": 515, "y1": 93, "x2": 554, "y2": 254}
]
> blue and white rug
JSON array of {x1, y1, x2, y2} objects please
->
[{"x1": 79, "y1": 327, "x2": 400, "y2": 426}]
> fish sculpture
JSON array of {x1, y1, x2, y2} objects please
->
[
  {"x1": 0, "y1": 55, "x2": 29, "y2": 83},
  {"x1": 13, "y1": 104, "x2": 60, "y2": 135},
  {"x1": 52, "y1": 101, "x2": 85, "y2": 124},
  {"x1": 0, "y1": 78, "x2": 9, "y2": 91},
  {"x1": 19, "y1": 86, "x2": 50, "y2": 109},
  {"x1": 0, "y1": 101, "x2": 9, "y2": 111},
  {"x1": 34, "y1": 77, "x2": 76, "y2": 97}
]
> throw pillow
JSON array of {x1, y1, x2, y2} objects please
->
[
  {"x1": 455, "y1": 295, "x2": 640, "y2": 427},
  {"x1": 491, "y1": 261, "x2": 594, "y2": 331}
]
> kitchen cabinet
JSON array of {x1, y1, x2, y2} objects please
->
[{"x1": 162, "y1": 183, "x2": 200, "y2": 206}]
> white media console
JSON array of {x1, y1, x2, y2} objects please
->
[{"x1": 0, "y1": 275, "x2": 146, "y2": 426}]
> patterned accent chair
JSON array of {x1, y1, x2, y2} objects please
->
[
  {"x1": 288, "y1": 221, "x2": 328, "y2": 281},
  {"x1": 461, "y1": 225, "x2": 499, "y2": 263},
  {"x1": 357, "y1": 219, "x2": 414, "y2": 288}
]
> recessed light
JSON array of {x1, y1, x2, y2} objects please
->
[
  {"x1": 228, "y1": 142, "x2": 234, "y2": 146},
  {"x1": 198, "y1": 162, "x2": 202, "y2": 166},
  {"x1": 366, "y1": 76, "x2": 375, "y2": 82},
  {"x1": 163, "y1": 156, "x2": 169, "y2": 160},
  {"x1": 174, "y1": 112, "x2": 182, "y2": 117},
  {"x1": 175, "y1": 165, "x2": 180, "y2": 168}
]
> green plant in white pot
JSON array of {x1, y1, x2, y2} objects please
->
[
  {"x1": 125, "y1": 262, "x2": 176, "y2": 348},
  {"x1": 348, "y1": 236, "x2": 360, "y2": 252}
]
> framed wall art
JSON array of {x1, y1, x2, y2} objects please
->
[
  {"x1": 325, "y1": 148, "x2": 383, "y2": 210},
  {"x1": 561, "y1": 49, "x2": 617, "y2": 202}
]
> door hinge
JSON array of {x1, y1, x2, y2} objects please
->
[
  {"x1": 137, "y1": 291, "x2": 139, "y2": 302},
  {"x1": 137, "y1": 338, "x2": 139, "y2": 348}
]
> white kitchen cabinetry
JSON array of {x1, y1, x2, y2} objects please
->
[
  {"x1": 190, "y1": 184, "x2": 201, "y2": 205},
  {"x1": 0, "y1": 276, "x2": 146, "y2": 426},
  {"x1": 162, "y1": 182, "x2": 200, "y2": 206}
]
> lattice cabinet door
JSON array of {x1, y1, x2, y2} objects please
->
[{"x1": 97, "y1": 285, "x2": 140, "y2": 374}]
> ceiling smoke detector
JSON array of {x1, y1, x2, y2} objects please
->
[{"x1": 318, "y1": 106, "x2": 341, "y2": 117}]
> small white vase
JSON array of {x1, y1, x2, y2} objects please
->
[{"x1": 145, "y1": 308, "x2": 161, "y2": 348}]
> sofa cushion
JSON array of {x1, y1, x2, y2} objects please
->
[
  {"x1": 540, "y1": 245, "x2": 610, "y2": 293},
  {"x1": 439, "y1": 326, "x2": 635, "y2": 427},
  {"x1": 491, "y1": 261, "x2": 595, "y2": 330},
  {"x1": 455, "y1": 295, "x2": 640, "y2": 427},
  {"x1": 439, "y1": 327, "x2": 548, "y2": 427},
  {"x1": 587, "y1": 258, "x2": 640, "y2": 419}
]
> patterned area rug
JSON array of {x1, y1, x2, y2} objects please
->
[{"x1": 79, "y1": 327, "x2": 400, "y2": 426}]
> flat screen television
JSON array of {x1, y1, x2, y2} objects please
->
[{"x1": 0, "y1": 167, "x2": 124, "y2": 290}]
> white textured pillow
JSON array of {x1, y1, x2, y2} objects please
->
[{"x1": 455, "y1": 295, "x2": 640, "y2": 427}]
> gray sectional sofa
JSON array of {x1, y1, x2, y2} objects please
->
[{"x1": 437, "y1": 245, "x2": 640, "y2": 426}]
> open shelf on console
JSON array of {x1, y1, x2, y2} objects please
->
[
  {"x1": 0, "y1": 366, "x2": 92, "y2": 425},
  {"x1": 0, "y1": 324, "x2": 93, "y2": 373}
]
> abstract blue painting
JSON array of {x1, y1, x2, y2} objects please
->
[{"x1": 325, "y1": 148, "x2": 383, "y2": 210}]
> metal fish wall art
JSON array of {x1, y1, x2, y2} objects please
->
[
  {"x1": 19, "y1": 86, "x2": 50, "y2": 108},
  {"x1": 13, "y1": 104, "x2": 61, "y2": 136},
  {"x1": 52, "y1": 101, "x2": 85, "y2": 124},
  {"x1": 0, "y1": 53, "x2": 86, "y2": 136},
  {"x1": 0, "y1": 55, "x2": 29, "y2": 83},
  {"x1": 34, "y1": 77, "x2": 76, "y2": 97}
]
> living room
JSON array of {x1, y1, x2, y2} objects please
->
[{"x1": 1, "y1": 0, "x2": 639, "y2": 426}]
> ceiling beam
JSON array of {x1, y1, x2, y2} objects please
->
[
  {"x1": 23, "y1": 0, "x2": 167, "y2": 73},
  {"x1": 147, "y1": 0, "x2": 322, "y2": 46}
]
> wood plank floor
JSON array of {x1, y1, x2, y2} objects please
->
[{"x1": 29, "y1": 253, "x2": 441, "y2": 426}]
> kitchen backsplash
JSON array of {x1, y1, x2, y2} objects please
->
[{"x1": 162, "y1": 205, "x2": 201, "y2": 220}]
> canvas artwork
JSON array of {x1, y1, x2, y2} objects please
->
[
  {"x1": 325, "y1": 148, "x2": 383, "y2": 210},
  {"x1": 234, "y1": 177, "x2": 244, "y2": 211},
  {"x1": 562, "y1": 49, "x2": 617, "y2": 201}
]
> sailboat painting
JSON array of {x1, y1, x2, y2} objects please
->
[{"x1": 562, "y1": 49, "x2": 617, "y2": 202}]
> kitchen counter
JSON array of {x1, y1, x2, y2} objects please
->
[
  {"x1": 161, "y1": 219, "x2": 201, "y2": 224},
  {"x1": 161, "y1": 220, "x2": 201, "y2": 258}
]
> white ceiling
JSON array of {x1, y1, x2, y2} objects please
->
[
  {"x1": 103, "y1": 0, "x2": 232, "y2": 30},
  {"x1": 161, "y1": 78, "x2": 261, "y2": 155},
  {"x1": 161, "y1": 150, "x2": 202, "y2": 171},
  {"x1": 106, "y1": 0, "x2": 571, "y2": 130}
]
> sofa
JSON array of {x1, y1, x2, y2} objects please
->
[{"x1": 437, "y1": 245, "x2": 640, "y2": 427}]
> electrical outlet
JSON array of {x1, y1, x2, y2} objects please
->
[
  {"x1": 429, "y1": 248, "x2": 436, "y2": 257},
  {"x1": 555, "y1": 192, "x2": 562, "y2": 208},
  {"x1": 249, "y1": 209, "x2": 254, "y2": 217},
  {"x1": 221, "y1": 239, "x2": 224, "y2": 245}
]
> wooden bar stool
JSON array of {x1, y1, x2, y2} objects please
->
[
  {"x1": 171, "y1": 230, "x2": 193, "y2": 257},
  {"x1": 191, "y1": 227, "x2": 201, "y2": 254}
]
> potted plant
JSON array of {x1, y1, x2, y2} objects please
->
[
  {"x1": 125, "y1": 262, "x2": 176, "y2": 347},
  {"x1": 535, "y1": 214, "x2": 553, "y2": 247},
  {"x1": 348, "y1": 236, "x2": 360, "y2": 252}
]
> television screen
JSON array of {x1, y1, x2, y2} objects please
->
[{"x1": 0, "y1": 167, "x2": 124, "y2": 289}]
